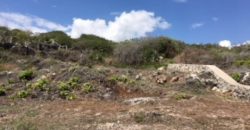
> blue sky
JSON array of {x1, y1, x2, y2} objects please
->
[{"x1": 0, "y1": 0, "x2": 249, "y2": 44}]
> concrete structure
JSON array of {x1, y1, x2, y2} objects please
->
[{"x1": 168, "y1": 64, "x2": 250, "y2": 99}]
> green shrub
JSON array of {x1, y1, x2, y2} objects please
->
[
  {"x1": 0, "y1": 85, "x2": 6, "y2": 96},
  {"x1": 133, "y1": 112, "x2": 146, "y2": 123},
  {"x1": 234, "y1": 59, "x2": 250, "y2": 68},
  {"x1": 82, "y1": 83, "x2": 95, "y2": 93},
  {"x1": 173, "y1": 93, "x2": 192, "y2": 100},
  {"x1": 32, "y1": 79, "x2": 49, "y2": 91},
  {"x1": 59, "y1": 90, "x2": 76, "y2": 100},
  {"x1": 58, "y1": 82, "x2": 70, "y2": 91},
  {"x1": 114, "y1": 37, "x2": 184, "y2": 65},
  {"x1": 231, "y1": 73, "x2": 241, "y2": 82},
  {"x1": 67, "y1": 77, "x2": 80, "y2": 89},
  {"x1": 73, "y1": 34, "x2": 114, "y2": 55},
  {"x1": 16, "y1": 90, "x2": 29, "y2": 98},
  {"x1": 58, "y1": 77, "x2": 80, "y2": 91},
  {"x1": 15, "y1": 121, "x2": 38, "y2": 130},
  {"x1": 19, "y1": 70, "x2": 34, "y2": 81},
  {"x1": 110, "y1": 75, "x2": 128, "y2": 83},
  {"x1": 58, "y1": 77, "x2": 80, "y2": 100}
]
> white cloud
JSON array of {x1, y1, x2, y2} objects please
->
[
  {"x1": 0, "y1": 12, "x2": 69, "y2": 33},
  {"x1": 191, "y1": 22, "x2": 204, "y2": 29},
  {"x1": 0, "y1": 10, "x2": 170, "y2": 42},
  {"x1": 69, "y1": 10, "x2": 171, "y2": 41},
  {"x1": 242, "y1": 40, "x2": 250, "y2": 45},
  {"x1": 218, "y1": 40, "x2": 232, "y2": 49},
  {"x1": 174, "y1": 0, "x2": 188, "y2": 3},
  {"x1": 212, "y1": 17, "x2": 219, "y2": 22}
]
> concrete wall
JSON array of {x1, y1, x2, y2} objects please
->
[{"x1": 167, "y1": 64, "x2": 211, "y2": 73}]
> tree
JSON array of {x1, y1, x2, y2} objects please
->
[
  {"x1": 73, "y1": 34, "x2": 115, "y2": 55},
  {"x1": 11, "y1": 29, "x2": 32, "y2": 45},
  {"x1": 0, "y1": 27, "x2": 12, "y2": 43},
  {"x1": 38, "y1": 31, "x2": 73, "y2": 47}
]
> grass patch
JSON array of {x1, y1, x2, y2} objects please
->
[
  {"x1": 173, "y1": 93, "x2": 193, "y2": 100},
  {"x1": 82, "y1": 83, "x2": 95, "y2": 94},
  {"x1": 32, "y1": 79, "x2": 49, "y2": 91},
  {"x1": 231, "y1": 73, "x2": 241, "y2": 82},
  {"x1": 19, "y1": 70, "x2": 34, "y2": 81},
  {"x1": 16, "y1": 90, "x2": 30, "y2": 98},
  {"x1": 0, "y1": 85, "x2": 6, "y2": 96}
]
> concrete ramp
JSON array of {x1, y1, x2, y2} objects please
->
[
  {"x1": 167, "y1": 64, "x2": 250, "y2": 89},
  {"x1": 207, "y1": 65, "x2": 239, "y2": 86}
]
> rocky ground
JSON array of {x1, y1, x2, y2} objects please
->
[{"x1": 0, "y1": 57, "x2": 250, "y2": 130}]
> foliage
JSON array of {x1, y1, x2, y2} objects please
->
[
  {"x1": 231, "y1": 73, "x2": 241, "y2": 82},
  {"x1": 0, "y1": 85, "x2": 6, "y2": 96},
  {"x1": 11, "y1": 29, "x2": 31, "y2": 44},
  {"x1": 234, "y1": 59, "x2": 250, "y2": 68},
  {"x1": 38, "y1": 31, "x2": 73, "y2": 47},
  {"x1": 57, "y1": 77, "x2": 80, "y2": 91},
  {"x1": 16, "y1": 90, "x2": 30, "y2": 98},
  {"x1": 73, "y1": 34, "x2": 115, "y2": 55},
  {"x1": 82, "y1": 83, "x2": 95, "y2": 93},
  {"x1": 19, "y1": 70, "x2": 34, "y2": 81},
  {"x1": 173, "y1": 93, "x2": 192, "y2": 100},
  {"x1": 0, "y1": 26, "x2": 12, "y2": 43},
  {"x1": 32, "y1": 79, "x2": 49, "y2": 91},
  {"x1": 58, "y1": 77, "x2": 80, "y2": 100},
  {"x1": 133, "y1": 112, "x2": 146, "y2": 123},
  {"x1": 15, "y1": 121, "x2": 38, "y2": 130},
  {"x1": 110, "y1": 75, "x2": 128, "y2": 83},
  {"x1": 59, "y1": 90, "x2": 76, "y2": 100},
  {"x1": 114, "y1": 37, "x2": 185, "y2": 65}
]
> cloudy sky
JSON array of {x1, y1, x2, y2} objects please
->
[{"x1": 0, "y1": 0, "x2": 249, "y2": 44}]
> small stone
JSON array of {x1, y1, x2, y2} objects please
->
[
  {"x1": 170, "y1": 76, "x2": 179, "y2": 82},
  {"x1": 156, "y1": 75, "x2": 168, "y2": 84},
  {"x1": 135, "y1": 73, "x2": 142, "y2": 80},
  {"x1": 157, "y1": 66, "x2": 165, "y2": 71},
  {"x1": 123, "y1": 97, "x2": 156, "y2": 105}
]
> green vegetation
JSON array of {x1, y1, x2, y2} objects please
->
[
  {"x1": 32, "y1": 79, "x2": 49, "y2": 91},
  {"x1": 58, "y1": 77, "x2": 80, "y2": 91},
  {"x1": 59, "y1": 90, "x2": 76, "y2": 100},
  {"x1": 58, "y1": 77, "x2": 80, "y2": 100},
  {"x1": 110, "y1": 75, "x2": 129, "y2": 83},
  {"x1": 234, "y1": 59, "x2": 250, "y2": 68},
  {"x1": 231, "y1": 73, "x2": 241, "y2": 82},
  {"x1": 16, "y1": 90, "x2": 30, "y2": 98},
  {"x1": 114, "y1": 37, "x2": 184, "y2": 65},
  {"x1": 82, "y1": 83, "x2": 95, "y2": 93},
  {"x1": 14, "y1": 121, "x2": 38, "y2": 130},
  {"x1": 19, "y1": 70, "x2": 34, "y2": 81},
  {"x1": 133, "y1": 112, "x2": 146, "y2": 123},
  {"x1": 36, "y1": 31, "x2": 73, "y2": 46},
  {"x1": 173, "y1": 93, "x2": 192, "y2": 100},
  {"x1": 0, "y1": 85, "x2": 6, "y2": 96}
]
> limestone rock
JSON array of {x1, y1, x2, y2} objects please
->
[
  {"x1": 170, "y1": 76, "x2": 179, "y2": 82},
  {"x1": 123, "y1": 97, "x2": 157, "y2": 105},
  {"x1": 240, "y1": 72, "x2": 250, "y2": 85}
]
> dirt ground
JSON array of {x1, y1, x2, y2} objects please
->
[
  {"x1": 1, "y1": 87, "x2": 250, "y2": 130},
  {"x1": 0, "y1": 59, "x2": 250, "y2": 130}
]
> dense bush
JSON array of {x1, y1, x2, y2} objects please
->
[
  {"x1": 73, "y1": 34, "x2": 115, "y2": 56},
  {"x1": 231, "y1": 73, "x2": 241, "y2": 82},
  {"x1": 114, "y1": 37, "x2": 185, "y2": 65},
  {"x1": 19, "y1": 70, "x2": 34, "y2": 81},
  {"x1": 0, "y1": 85, "x2": 6, "y2": 96},
  {"x1": 37, "y1": 31, "x2": 73, "y2": 47}
]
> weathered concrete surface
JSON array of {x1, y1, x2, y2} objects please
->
[{"x1": 168, "y1": 64, "x2": 250, "y2": 100}]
